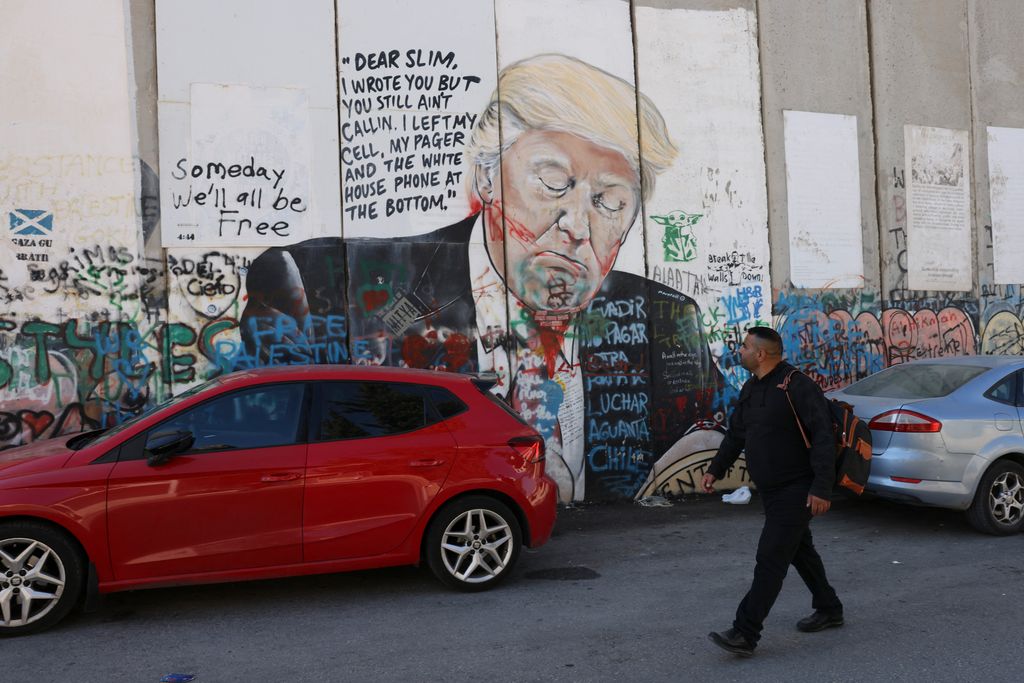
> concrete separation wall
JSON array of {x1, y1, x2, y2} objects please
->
[{"x1": 1, "y1": 0, "x2": 1022, "y2": 503}]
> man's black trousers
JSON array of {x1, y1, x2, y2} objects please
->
[{"x1": 733, "y1": 478, "x2": 843, "y2": 643}]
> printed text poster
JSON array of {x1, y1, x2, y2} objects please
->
[{"x1": 906, "y1": 125, "x2": 972, "y2": 291}]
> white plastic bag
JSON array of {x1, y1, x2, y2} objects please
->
[{"x1": 721, "y1": 486, "x2": 751, "y2": 504}]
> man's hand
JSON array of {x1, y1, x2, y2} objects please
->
[
  {"x1": 806, "y1": 494, "x2": 831, "y2": 516},
  {"x1": 701, "y1": 473, "x2": 717, "y2": 493}
]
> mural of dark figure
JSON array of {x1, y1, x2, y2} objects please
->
[
  {"x1": 242, "y1": 55, "x2": 726, "y2": 502},
  {"x1": 701, "y1": 327, "x2": 843, "y2": 656}
]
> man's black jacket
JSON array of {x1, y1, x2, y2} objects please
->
[{"x1": 707, "y1": 361, "x2": 834, "y2": 499}]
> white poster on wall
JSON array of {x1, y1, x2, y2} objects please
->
[
  {"x1": 156, "y1": 0, "x2": 340, "y2": 247},
  {"x1": 336, "y1": 0, "x2": 497, "y2": 237},
  {"x1": 162, "y1": 84, "x2": 313, "y2": 247},
  {"x1": 784, "y1": 111, "x2": 863, "y2": 289},
  {"x1": 905, "y1": 125, "x2": 972, "y2": 291},
  {"x1": 988, "y1": 126, "x2": 1024, "y2": 285}
]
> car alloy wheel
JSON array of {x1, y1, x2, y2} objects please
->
[
  {"x1": 0, "y1": 523, "x2": 84, "y2": 636},
  {"x1": 988, "y1": 470, "x2": 1023, "y2": 527},
  {"x1": 426, "y1": 496, "x2": 523, "y2": 591},
  {"x1": 441, "y1": 508, "x2": 514, "y2": 583},
  {"x1": 967, "y1": 460, "x2": 1024, "y2": 535}
]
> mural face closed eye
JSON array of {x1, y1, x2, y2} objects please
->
[{"x1": 479, "y1": 129, "x2": 641, "y2": 315}]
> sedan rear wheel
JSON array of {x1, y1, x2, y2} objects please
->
[
  {"x1": 0, "y1": 522, "x2": 84, "y2": 637},
  {"x1": 966, "y1": 460, "x2": 1024, "y2": 535},
  {"x1": 426, "y1": 496, "x2": 522, "y2": 591}
]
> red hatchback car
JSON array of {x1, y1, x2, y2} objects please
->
[{"x1": 0, "y1": 365, "x2": 557, "y2": 636}]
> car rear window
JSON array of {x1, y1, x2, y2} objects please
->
[{"x1": 843, "y1": 363, "x2": 988, "y2": 398}]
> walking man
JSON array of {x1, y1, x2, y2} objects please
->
[{"x1": 701, "y1": 326, "x2": 843, "y2": 656}]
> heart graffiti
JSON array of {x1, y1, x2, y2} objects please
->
[{"x1": 17, "y1": 410, "x2": 54, "y2": 438}]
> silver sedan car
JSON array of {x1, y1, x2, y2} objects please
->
[{"x1": 828, "y1": 356, "x2": 1024, "y2": 535}]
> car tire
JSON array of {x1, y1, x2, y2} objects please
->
[
  {"x1": 425, "y1": 495, "x2": 523, "y2": 592},
  {"x1": 0, "y1": 521, "x2": 85, "y2": 637},
  {"x1": 966, "y1": 460, "x2": 1024, "y2": 535}
]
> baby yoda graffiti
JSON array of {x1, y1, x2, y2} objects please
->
[{"x1": 651, "y1": 210, "x2": 703, "y2": 263}]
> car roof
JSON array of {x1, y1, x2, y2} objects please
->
[
  {"x1": 894, "y1": 355, "x2": 1024, "y2": 370},
  {"x1": 214, "y1": 364, "x2": 478, "y2": 389}
]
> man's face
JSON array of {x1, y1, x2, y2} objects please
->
[
  {"x1": 480, "y1": 129, "x2": 641, "y2": 314},
  {"x1": 738, "y1": 334, "x2": 761, "y2": 373}
]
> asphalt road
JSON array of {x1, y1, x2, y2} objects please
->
[{"x1": 5, "y1": 494, "x2": 1022, "y2": 682}]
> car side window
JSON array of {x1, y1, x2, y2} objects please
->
[
  {"x1": 316, "y1": 382, "x2": 441, "y2": 441},
  {"x1": 426, "y1": 386, "x2": 468, "y2": 419},
  {"x1": 984, "y1": 372, "x2": 1017, "y2": 406},
  {"x1": 146, "y1": 383, "x2": 306, "y2": 455}
]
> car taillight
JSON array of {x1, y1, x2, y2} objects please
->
[
  {"x1": 508, "y1": 435, "x2": 545, "y2": 470},
  {"x1": 868, "y1": 409, "x2": 942, "y2": 433}
]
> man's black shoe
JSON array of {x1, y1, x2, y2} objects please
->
[
  {"x1": 708, "y1": 628, "x2": 755, "y2": 657},
  {"x1": 796, "y1": 610, "x2": 844, "y2": 632}
]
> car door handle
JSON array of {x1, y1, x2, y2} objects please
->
[
  {"x1": 260, "y1": 472, "x2": 302, "y2": 482},
  {"x1": 410, "y1": 459, "x2": 445, "y2": 468}
]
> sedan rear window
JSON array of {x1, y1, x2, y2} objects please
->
[{"x1": 843, "y1": 363, "x2": 988, "y2": 398}]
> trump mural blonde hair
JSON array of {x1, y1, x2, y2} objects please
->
[{"x1": 466, "y1": 54, "x2": 677, "y2": 202}]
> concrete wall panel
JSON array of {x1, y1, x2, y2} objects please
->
[{"x1": 760, "y1": 0, "x2": 883, "y2": 389}]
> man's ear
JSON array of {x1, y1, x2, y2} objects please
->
[{"x1": 474, "y1": 164, "x2": 495, "y2": 204}]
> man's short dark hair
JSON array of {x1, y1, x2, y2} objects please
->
[{"x1": 747, "y1": 326, "x2": 783, "y2": 356}]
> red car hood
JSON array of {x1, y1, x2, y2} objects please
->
[{"x1": 0, "y1": 435, "x2": 77, "y2": 479}]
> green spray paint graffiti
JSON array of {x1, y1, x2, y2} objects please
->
[{"x1": 651, "y1": 210, "x2": 703, "y2": 263}]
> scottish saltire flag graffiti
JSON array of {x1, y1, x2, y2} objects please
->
[{"x1": 9, "y1": 209, "x2": 54, "y2": 236}]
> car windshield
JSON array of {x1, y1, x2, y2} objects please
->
[
  {"x1": 842, "y1": 363, "x2": 989, "y2": 399},
  {"x1": 73, "y1": 377, "x2": 222, "y2": 450}
]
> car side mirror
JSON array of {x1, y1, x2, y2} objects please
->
[{"x1": 146, "y1": 429, "x2": 195, "y2": 466}]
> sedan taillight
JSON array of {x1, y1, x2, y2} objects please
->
[{"x1": 868, "y1": 409, "x2": 942, "y2": 433}]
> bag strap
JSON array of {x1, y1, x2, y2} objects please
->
[
  {"x1": 844, "y1": 413, "x2": 861, "y2": 448},
  {"x1": 778, "y1": 369, "x2": 811, "y2": 449}
]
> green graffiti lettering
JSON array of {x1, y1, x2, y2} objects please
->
[
  {"x1": 161, "y1": 323, "x2": 197, "y2": 385},
  {"x1": 21, "y1": 321, "x2": 61, "y2": 384},
  {"x1": 0, "y1": 320, "x2": 13, "y2": 388},
  {"x1": 200, "y1": 319, "x2": 237, "y2": 364},
  {"x1": 63, "y1": 319, "x2": 112, "y2": 381}
]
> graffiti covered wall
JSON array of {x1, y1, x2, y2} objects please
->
[
  {"x1": 1, "y1": 0, "x2": 164, "y2": 448},
  {"x1": 2, "y1": 0, "x2": 1023, "y2": 505}
]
